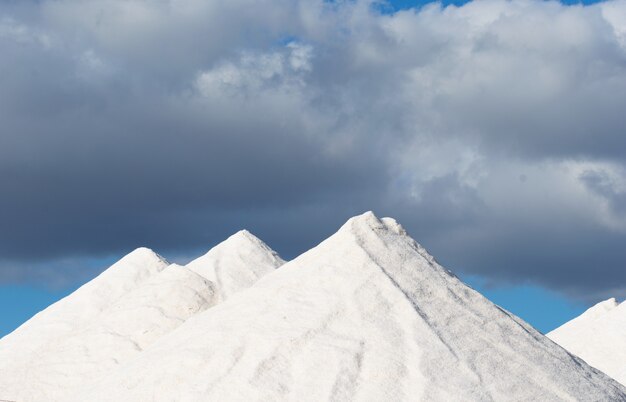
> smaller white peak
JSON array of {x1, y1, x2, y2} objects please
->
[
  {"x1": 229, "y1": 229, "x2": 259, "y2": 243},
  {"x1": 581, "y1": 298, "x2": 619, "y2": 320},
  {"x1": 213, "y1": 229, "x2": 281, "y2": 258},
  {"x1": 119, "y1": 247, "x2": 169, "y2": 266},
  {"x1": 89, "y1": 248, "x2": 170, "y2": 297},
  {"x1": 185, "y1": 230, "x2": 284, "y2": 301},
  {"x1": 187, "y1": 230, "x2": 282, "y2": 268}
]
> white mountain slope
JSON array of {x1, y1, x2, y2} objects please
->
[
  {"x1": 0, "y1": 265, "x2": 214, "y2": 402},
  {"x1": 71, "y1": 212, "x2": 626, "y2": 401},
  {"x1": 0, "y1": 232, "x2": 285, "y2": 402},
  {"x1": 0, "y1": 248, "x2": 168, "y2": 363},
  {"x1": 187, "y1": 229, "x2": 286, "y2": 301},
  {"x1": 548, "y1": 298, "x2": 626, "y2": 386}
]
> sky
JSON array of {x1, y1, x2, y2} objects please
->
[{"x1": 1, "y1": 0, "x2": 626, "y2": 336}]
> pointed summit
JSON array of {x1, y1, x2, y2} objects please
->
[
  {"x1": 116, "y1": 247, "x2": 168, "y2": 267},
  {"x1": 73, "y1": 214, "x2": 625, "y2": 401},
  {"x1": 341, "y1": 210, "x2": 380, "y2": 227},
  {"x1": 548, "y1": 297, "x2": 626, "y2": 386},
  {"x1": 0, "y1": 247, "x2": 169, "y2": 399},
  {"x1": 0, "y1": 263, "x2": 216, "y2": 401},
  {"x1": 83, "y1": 247, "x2": 169, "y2": 296},
  {"x1": 0, "y1": 247, "x2": 168, "y2": 345},
  {"x1": 186, "y1": 230, "x2": 285, "y2": 301},
  {"x1": 582, "y1": 297, "x2": 619, "y2": 317},
  {"x1": 337, "y1": 211, "x2": 405, "y2": 236}
]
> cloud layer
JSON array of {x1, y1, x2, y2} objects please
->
[{"x1": 1, "y1": 0, "x2": 626, "y2": 300}]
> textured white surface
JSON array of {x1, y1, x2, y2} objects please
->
[
  {"x1": 0, "y1": 232, "x2": 284, "y2": 402},
  {"x1": 68, "y1": 212, "x2": 625, "y2": 401},
  {"x1": 548, "y1": 298, "x2": 626, "y2": 386},
  {"x1": 1, "y1": 265, "x2": 214, "y2": 401},
  {"x1": 187, "y1": 229, "x2": 285, "y2": 301},
  {"x1": 0, "y1": 248, "x2": 168, "y2": 360},
  {"x1": 0, "y1": 247, "x2": 169, "y2": 401}
]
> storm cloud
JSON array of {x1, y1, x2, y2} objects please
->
[{"x1": 1, "y1": 0, "x2": 626, "y2": 301}]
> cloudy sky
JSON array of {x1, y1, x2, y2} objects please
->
[{"x1": 1, "y1": 0, "x2": 625, "y2": 335}]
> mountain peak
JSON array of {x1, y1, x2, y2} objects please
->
[
  {"x1": 198, "y1": 229, "x2": 283, "y2": 264},
  {"x1": 223, "y1": 229, "x2": 268, "y2": 248},
  {"x1": 548, "y1": 296, "x2": 626, "y2": 386},
  {"x1": 340, "y1": 211, "x2": 407, "y2": 237},
  {"x1": 0, "y1": 246, "x2": 170, "y2": 386},
  {"x1": 341, "y1": 210, "x2": 382, "y2": 230},
  {"x1": 185, "y1": 230, "x2": 284, "y2": 301},
  {"x1": 333, "y1": 212, "x2": 436, "y2": 269},
  {"x1": 580, "y1": 297, "x2": 620, "y2": 320},
  {"x1": 119, "y1": 247, "x2": 169, "y2": 267}
]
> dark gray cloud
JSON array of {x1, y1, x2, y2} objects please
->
[{"x1": 1, "y1": 0, "x2": 626, "y2": 302}]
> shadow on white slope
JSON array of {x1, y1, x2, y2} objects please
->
[
  {"x1": 548, "y1": 298, "x2": 626, "y2": 386},
  {"x1": 68, "y1": 212, "x2": 626, "y2": 401},
  {"x1": 0, "y1": 232, "x2": 284, "y2": 402}
]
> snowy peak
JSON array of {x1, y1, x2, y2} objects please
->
[
  {"x1": 117, "y1": 247, "x2": 168, "y2": 265},
  {"x1": 1, "y1": 247, "x2": 169, "y2": 344},
  {"x1": 0, "y1": 247, "x2": 170, "y2": 398},
  {"x1": 337, "y1": 212, "x2": 434, "y2": 259},
  {"x1": 582, "y1": 297, "x2": 620, "y2": 319},
  {"x1": 197, "y1": 229, "x2": 281, "y2": 261},
  {"x1": 231, "y1": 229, "x2": 266, "y2": 243},
  {"x1": 186, "y1": 230, "x2": 285, "y2": 300},
  {"x1": 548, "y1": 297, "x2": 626, "y2": 386},
  {"x1": 70, "y1": 247, "x2": 170, "y2": 309},
  {"x1": 548, "y1": 298, "x2": 623, "y2": 338},
  {"x1": 312, "y1": 211, "x2": 442, "y2": 281},
  {"x1": 79, "y1": 248, "x2": 169, "y2": 295},
  {"x1": 338, "y1": 211, "x2": 406, "y2": 236}
]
